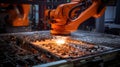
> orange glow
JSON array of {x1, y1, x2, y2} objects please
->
[
  {"x1": 54, "y1": 36, "x2": 67, "y2": 46},
  {"x1": 55, "y1": 39, "x2": 65, "y2": 45}
]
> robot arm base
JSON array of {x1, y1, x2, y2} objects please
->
[{"x1": 50, "y1": 30, "x2": 71, "y2": 36}]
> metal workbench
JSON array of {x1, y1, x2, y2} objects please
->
[{"x1": 0, "y1": 30, "x2": 120, "y2": 67}]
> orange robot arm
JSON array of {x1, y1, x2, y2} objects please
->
[
  {"x1": 13, "y1": 4, "x2": 30, "y2": 26},
  {"x1": 0, "y1": 4, "x2": 30, "y2": 26},
  {"x1": 45, "y1": 0, "x2": 106, "y2": 35}
]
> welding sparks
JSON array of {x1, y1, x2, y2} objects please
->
[
  {"x1": 53, "y1": 36, "x2": 67, "y2": 46},
  {"x1": 55, "y1": 39, "x2": 65, "y2": 45}
]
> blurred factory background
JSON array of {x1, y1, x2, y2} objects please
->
[{"x1": 0, "y1": 0, "x2": 120, "y2": 35}]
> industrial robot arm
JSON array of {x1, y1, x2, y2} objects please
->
[
  {"x1": 12, "y1": 4, "x2": 30, "y2": 26},
  {"x1": 45, "y1": 0, "x2": 107, "y2": 35},
  {"x1": 0, "y1": 4, "x2": 30, "y2": 26}
]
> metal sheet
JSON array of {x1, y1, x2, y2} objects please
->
[{"x1": 0, "y1": 30, "x2": 120, "y2": 67}]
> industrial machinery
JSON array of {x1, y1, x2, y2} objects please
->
[
  {"x1": 0, "y1": 3, "x2": 30, "y2": 26},
  {"x1": 45, "y1": 0, "x2": 107, "y2": 35},
  {"x1": 0, "y1": 3, "x2": 30, "y2": 33},
  {"x1": 0, "y1": 31, "x2": 120, "y2": 67},
  {"x1": 0, "y1": 0, "x2": 107, "y2": 35},
  {"x1": 0, "y1": 0, "x2": 120, "y2": 67}
]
